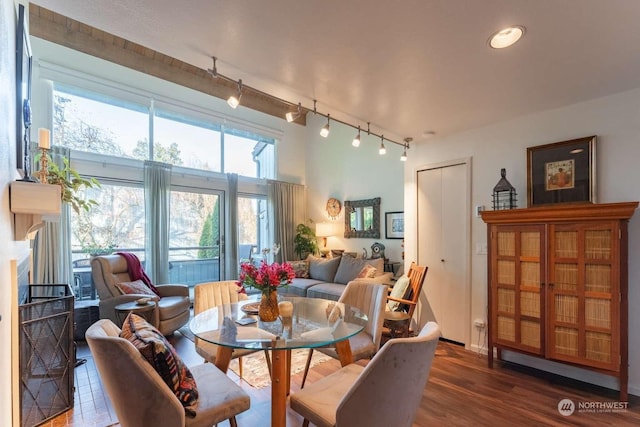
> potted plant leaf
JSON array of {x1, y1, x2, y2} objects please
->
[
  {"x1": 41, "y1": 155, "x2": 100, "y2": 213},
  {"x1": 294, "y1": 222, "x2": 318, "y2": 260}
]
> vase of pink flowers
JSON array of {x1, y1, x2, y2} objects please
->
[{"x1": 238, "y1": 261, "x2": 295, "y2": 321}]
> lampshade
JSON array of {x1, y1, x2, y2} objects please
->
[{"x1": 315, "y1": 222, "x2": 333, "y2": 237}]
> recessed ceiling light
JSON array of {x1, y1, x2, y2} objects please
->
[
  {"x1": 489, "y1": 25, "x2": 525, "y2": 49},
  {"x1": 570, "y1": 148, "x2": 584, "y2": 154}
]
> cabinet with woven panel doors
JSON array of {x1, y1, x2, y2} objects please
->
[{"x1": 481, "y1": 202, "x2": 638, "y2": 401}]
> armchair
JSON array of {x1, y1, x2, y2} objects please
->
[{"x1": 91, "y1": 254, "x2": 190, "y2": 335}]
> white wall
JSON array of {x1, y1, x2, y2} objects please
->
[
  {"x1": 303, "y1": 113, "x2": 405, "y2": 263},
  {"x1": 404, "y1": 88, "x2": 640, "y2": 395}
]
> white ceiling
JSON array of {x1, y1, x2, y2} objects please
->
[{"x1": 32, "y1": 0, "x2": 640, "y2": 143}]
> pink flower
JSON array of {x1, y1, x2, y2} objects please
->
[{"x1": 236, "y1": 261, "x2": 295, "y2": 294}]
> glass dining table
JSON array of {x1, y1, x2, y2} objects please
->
[{"x1": 190, "y1": 295, "x2": 368, "y2": 427}]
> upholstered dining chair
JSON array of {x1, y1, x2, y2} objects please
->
[
  {"x1": 382, "y1": 262, "x2": 428, "y2": 339},
  {"x1": 301, "y1": 281, "x2": 388, "y2": 388},
  {"x1": 194, "y1": 281, "x2": 271, "y2": 379},
  {"x1": 85, "y1": 319, "x2": 250, "y2": 427},
  {"x1": 91, "y1": 254, "x2": 191, "y2": 336},
  {"x1": 291, "y1": 322, "x2": 441, "y2": 427}
]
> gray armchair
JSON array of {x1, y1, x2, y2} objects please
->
[{"x1": 91, "y1": 254, "x2": 190, "y2": 335}]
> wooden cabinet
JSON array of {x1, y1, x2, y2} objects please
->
[{"x1": 481, "y1": 202, "x2": 637, "y2": 401}]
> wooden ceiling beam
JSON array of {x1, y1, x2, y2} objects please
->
[{"x1": 28, "y1": 4, "x2": 306, "y2": 125}]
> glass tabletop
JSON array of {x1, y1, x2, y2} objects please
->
[{"x1": 189, "y1": 296, "x2": 368, "y2": 350}]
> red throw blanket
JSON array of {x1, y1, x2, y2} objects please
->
[{"x1": 116, "y1": 252, "x2": 160, "y2": 296}]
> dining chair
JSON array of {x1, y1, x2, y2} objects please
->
[
  {"x1": 194, "y1": 280, "x2": 271, "y2": 379},
  {"x1": 291, "y1": 322, "x2": 441, "y2": 427},
  {"x1": 85, "y1": 319, "x2": 250, "y2": 427},
  {"x1": 301, "y1": 281, "x2": 388, "y2": 388},
  {"x1": 382, "y1": 262, "x2": 428, "y2": 339}
]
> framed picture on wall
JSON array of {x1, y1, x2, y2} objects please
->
[
  {"x1": 526, "y1": 136, "x2": 597, "y2": 207},
  {"x1": 15, "y1": 3, "x2": 32, "y2": 178},
  {"x1": 385, "y1": 211, "x2": 404, "y2": 239}
]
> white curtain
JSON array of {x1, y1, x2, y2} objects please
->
[
  {"x1": 33, "y1": 145, "x2": 73, "y2": 288},
  {"x1": 267, "y1": 180, "x2": 306, "y2": 262},
  {"x1": 144, "y1": 161, "x2": 172, "y2": 284},
  {"x1": 225, "y1": 173, "x2": 238, "y2": 279}
]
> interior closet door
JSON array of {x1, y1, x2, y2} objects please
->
[{"x1": 417, "y1": 161, "x2": 469, "y2": 345}]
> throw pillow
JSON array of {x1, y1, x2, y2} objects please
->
[
  {"x1": 388, "y1": 275, "x2": 411, "y2": 311},
  {"x1": 308, "y1": 255, "x2": 341, "y2": 282},
  {"x1": 357, "y1": 264, "x2": 377, "y2": 279},
  {"x1": 120, "y1": 313, "x2": 199, "y2": 416},
  {"x1": 115, "y1": 279, "x2": 156, "y2": 296},
  {"x1": 289, "y1": 260, "x2": 310, "y2": 278}
]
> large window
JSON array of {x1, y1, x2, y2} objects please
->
[
  {"x1": 70, "y1": 182, "x2": 145, "y2": 258},
  {"x1": 53, "y1": 87, "x2": 276, "y2": 177},
  {"x1": 56, "y1": 82, "x2": 275, "y2": 293}
]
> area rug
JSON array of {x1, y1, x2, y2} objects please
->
[
  {"x1": 229, "y1": 349, "x2": 332, "y2": 389},
  {"x1": 177, "y1": 325, "x2": 332, "y2": 389}
]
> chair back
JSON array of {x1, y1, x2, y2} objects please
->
[
  {"x1": 402, "y1": 262, "x2": 428, "y2": 318},
  {"x1": 194, "y1": 281, "x2": 249, "y2": 315},
  {"x1": 339, "y1": 281, "x2": 388, "y2": 352},
  {"x1": 336, "y1": 322, "x2": 440, "y2": 427},
  {"x1": 85, "y1": 319, "x2": 185, "y2": 427},
  {"x1": 91, "y1": 255, "x2": 133, "y2": 300}
]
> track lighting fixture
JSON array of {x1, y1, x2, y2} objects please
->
[
  {"x1": 401, "y1": 137, "x2": 412, "y2": 162},
  {"x1": 227, "y1": 79, "x2": 243, "y2": 109},
  {"x1": 320, "y1": 114, "x2": 330, "y2": 138},
  {"x1": 286, "y1": 102, "x2": 302, "y2": 123},
  {"x1": 207, "y1": 56, "x2": 218, "y2": 78},
  {"x1": 352, "y1": 126, "x2": 361, "y2": 147},
  {"x1": 208, "y1": 55, "x2": 416, "y2": 161}
]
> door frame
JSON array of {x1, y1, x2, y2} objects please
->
[{"x1": 414, "y1": 157, "x2": 472, "y2": 348}]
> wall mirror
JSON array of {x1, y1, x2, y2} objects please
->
[{"x1": 344, "y1": 197, "x2": 381, "y2": 238}]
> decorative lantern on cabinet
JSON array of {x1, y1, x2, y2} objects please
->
[{"x1": 492, "y1": 168, "x2": 517, "y2": 210}]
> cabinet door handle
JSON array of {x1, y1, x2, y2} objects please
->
[{"x1": 441, "y1": 259, "x2": 445, "y2": 262}]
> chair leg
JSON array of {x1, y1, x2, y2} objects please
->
[
  {"x1": 229, "y1": 416, "x2": 238, "y2": 427},
  {"x1": 263, "y1": 350, "x2": 272, "y2": 378},
  {"x1": 300, "y1": 349, "x2": 314, "y2": 389},
  {"x1": 238, "y1": 356, "x2": 243, "y2": 378},
  {"x1": 302, "y1": 419, "x2": 309, "y2": 427}
]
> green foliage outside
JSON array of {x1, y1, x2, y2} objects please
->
[{"x1": 198, "y1": 199, "x2": 220, "y2": 258}]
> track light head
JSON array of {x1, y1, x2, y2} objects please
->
[
  {"x1": 352, "y1": 126, "x2": 361, "y2": 147},
  {"x1": 286, "y1": 102, "x2": 302, "y2": 123},
  {"x1": 379, "y1": 136, "x2": 386, "y2": 155},
  {"x1": 400, "y1": 146, "x2": 408, "y2": 161},
  {"x1": 227, "y1": 79, "x2": 243, "y2": 109},
  {"x1": 320, "y1": 114, "x2": 330, "y2": 138}
]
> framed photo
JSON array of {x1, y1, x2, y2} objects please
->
[
  {"x1": 385, "y1": 211, "x2": 404, "y2": 239},
  {"x1": 527, "y1": 136, "x2": 596, "y2": 207},
  {"x1": 15, "y1": 3, "x2": 32, "y2": 178}
]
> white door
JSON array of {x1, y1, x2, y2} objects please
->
[{"x1": 416, "y1": 161, "x2": 469, "y2": 345}]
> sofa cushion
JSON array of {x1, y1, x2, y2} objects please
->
[
  {"x1": 334, "y1": 256, "x2": 384, "y2": 284},
  {"x1": 120, "y1": 313, "x2": 199, "y2": 415},
  {"x1": 289, "y1": 260, "x2": 310, "y2": 278},
  {"x1": 116, "y1": 279, "x2": 156, "y2": 296},
  {"x1": 287, "y1": 278, "x2": 325, "y2": 297},
  {"x1": 308, "y1": 256, "x2": 341, "y2": 282},
  {"x1": 306, "y1": 283, "x2": 345, "y2": 301}
]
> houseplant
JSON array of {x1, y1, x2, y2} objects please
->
[
  {"x1": 294, "y1": 222, "x2": 318, "y2": 260},
  {"x1": 42, "y1": 155, "x2": 100, "y2": 213},
  {"x1": 237, "y1": 261, "x2": 295, "y2": 321}
]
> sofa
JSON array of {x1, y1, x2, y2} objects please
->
[{"x1": 286, "y1": 255, "x2": 393, "y2": 301}]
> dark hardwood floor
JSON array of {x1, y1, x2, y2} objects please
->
[{"x1": 49, "y1": 331, "x2": 640, "y2": 427}]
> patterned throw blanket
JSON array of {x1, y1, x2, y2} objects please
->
[{"x1": 116, "y1": 252, "x2": 160, "y2": 296}]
